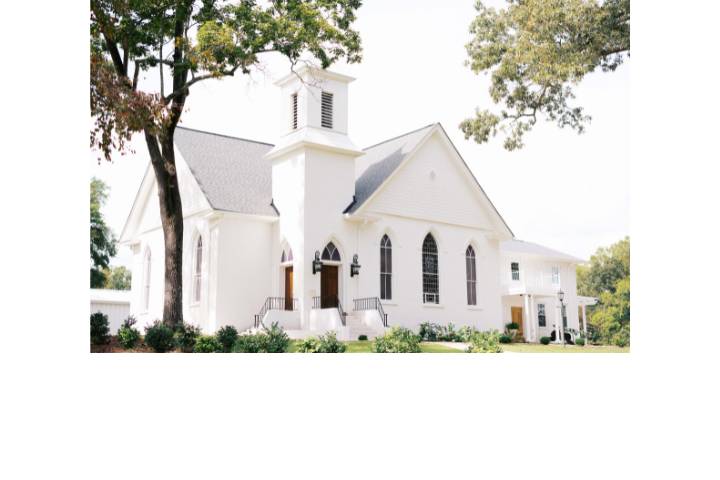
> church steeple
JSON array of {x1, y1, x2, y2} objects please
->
[{"x1": 266, "y1": 65, "x2": 361, "y2": 160}]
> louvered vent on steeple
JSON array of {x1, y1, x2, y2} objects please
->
[
  {"x1": 291, "y1": 93, "x2": 298, "y2": 130},
  {"x1": 321, "y1": 91, "x2": 333, "y2": 129}
]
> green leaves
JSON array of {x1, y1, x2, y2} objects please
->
[
  {"x1": 90, "y1": 178, "x2": 117, "y2": 288},
  {"x1": 462, "y1": 0, "x2": 629, "y2": 150}
]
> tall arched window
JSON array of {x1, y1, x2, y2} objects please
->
[
  {"x1": 422, "y1": 234, "x2": 439, "y2": 304},
  {"x1": 321, "y1": 242, "x2": 341, "y2": 261},
  {"x1": 466, "y1": 245, "x2": 477, "y2": 305},
  {"x1": 380, "y1": 235, "x2": 392, "y2": 300},
  {"x1": 192, "y1": 236, "x2": 203, "y2": 303},
  {"x1": 143, "y1": 248, "x2": 151, "y2": 311}
]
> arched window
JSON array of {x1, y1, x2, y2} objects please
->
[
  {"x1": 281, "y1": 250, "x2": 286, "y2": 263},
  {"x1": 142, "y1": 248, "x2": 151, "y2": 311},
  {"x1": 422, "y1": 234, "x2": 439, "y2": 304},
  {"x1": 380, "y1": 235, "x2": 392, "y2": 300},
  {"x1": 192, "y1": 236, "x2": 203, "y2": 303},
  {"x1": 321, "y1": 242, "x2": 341, "y2": 261},
  {"x1": 281, "y1": 248, "x2": 293, "y2": 263},
  {"x1": 466, "y1": 245, "x2": 477, "y2": 305}
]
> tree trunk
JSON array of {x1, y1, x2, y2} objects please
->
[{"x1": 144, "y1": 128, "x2": 184, "y2": 328}]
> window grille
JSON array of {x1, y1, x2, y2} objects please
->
[
  {"x1": 321, "y1": 242, "x2": 341, "y2": 261},
  {"x1": 466, "y1": 245, "x2": 477, "y2": 305},
  {"x1": 321, "y1": 91, "x2": 333, "y2": 129},
  {"x1": 511, "y1": 262, "x2": 520, "y2": 281},
  {"x1": 422, "y1": 234, "x2": 439, "y2": 303},
  {"x1": 538, "y1": 304, "x2": 546, "y2": 327},
  {"x1": 380, "y1": 235, "x2": 392, "y2": 300}
]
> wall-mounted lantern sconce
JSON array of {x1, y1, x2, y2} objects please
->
[
  {"x1": 350, "y1": 254, "x2": 361, "y2": 277},
  {"x1": 312, "y1": 251, "x2": 322, "y2": 275}
]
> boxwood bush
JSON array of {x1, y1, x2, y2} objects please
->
[
  {"x1": 575, "y1": 338, "x2": 586, "y2": 346},
  {"x1": 540, "y1": 336, "x2": 551, "y2": 345},
  {"x1": 117, "y1": 316, "x2": 141, "y2": 349},
  {"x1": 296, "y1": 331, "x2": 346, "y2": 353},
  {"x1": 144, "y1": 320, "x2": 175, "y2": 353},
  {"x1": 215, "y1": 325, "x2": 239, "y2": 353},
  {"x1": 465, "y1": 331, "x2": 503, "y2": 353},
  {"x1": 233, "y1": 323, "x2": 290, "y2": 353},
  {"x1": 194, "y1": 335, "x2": 222, "y2": 353},
  {"x1": 90, "y1": 312, "x2": 111, "y2": 345},
  {"x1": 373, "y1": 327, "x2": 421, "y2": 353},
  {"x1": 358, "y1": 334, "x2": 368, "y2": 341},
  {"x1": 174, "y1": 323, "x2": 201, "y2": 353},
  {"x1": 498, "y1": 334, "x2": 512, "y2": 344}
]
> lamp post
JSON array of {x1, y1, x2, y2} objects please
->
[{"x1": 557, "y1": 289, "x2": 565, "y2": 346}]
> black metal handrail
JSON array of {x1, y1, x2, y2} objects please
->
[
  {"x1": 254, "y1": 297, "x2": 297, "y2": 328},
  {"x1": 353, "y1": 297, "x2": 388, "y2": 327},
  {"x1": 311, "y1": 295, "x2": 346, "y2": 326}
]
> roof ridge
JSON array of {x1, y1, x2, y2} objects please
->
[
  {"x1": 176, "y1": 125, "x2": 274, "y2": 147},
  {"x1": 362, "y1": 123, "x2": 437, "y2": 151}
]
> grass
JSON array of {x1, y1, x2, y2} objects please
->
[
  {"x1": 288, "y1": 340, "x2": 460, "y2": 353},
  {"x1": 500, "y1": 343, "x2": 629, "y2": 353}
]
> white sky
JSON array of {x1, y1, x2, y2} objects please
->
[{"x1": 90, "y1": 0, "x2": 629, "y2": 268}]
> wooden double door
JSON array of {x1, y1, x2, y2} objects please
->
[
  {"x1": 320, "y1": 265, "x2": 339, "y2": 308},
  {"x1": 511, "y1": 306, "x2": 524, "y2": 337}
]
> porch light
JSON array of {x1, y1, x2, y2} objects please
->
[
  {"x1": 557, "y1": 289, "x2": 565, "y2": 304},
  {"x1": 312, "y1": 251, "x2": 322, "y2": 274},
  {"x1": 350, "y1": 254, "x2": 361, "y2": 277}
]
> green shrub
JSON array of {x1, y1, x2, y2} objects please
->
[
  {"x1": 117, "y1": 316, "x2": 141, "y2": 349},
  {"x1": 233, "y1": 323, "x2": 290, "y2": 353},
  {"x1": 466, "y1": 331, "x2": 503, "y2": 353},
  {"x1": 498, "y1": 334, "x2": 512, "y2": 344},
  {"x1": 194, "y1": 335, "x2": 222, "y2": 353},
  {"x1": 144, "y1": 320, "x2": 175, "y2": 353},
  {"x1": 457, "y1": 325, "x2": 479, "y2": 343},
  {"x1": 612, "y1": 326, "x2": 630, "y2": 348},
  {"x1": 439, "y1": 323, "x2": 460, "y2": 342},
  {"x1": 297, "y1": 332, "x2": 347, "y2": 353},
  {"x1": 264, "y1": 323, "x2": 290, "y2": 353},
  {"x1": 418, "y1": 322, "x2": 441, "y2": 342},
  {"x1": 373, "y1": 327, "x2": 421, "y2": 353},
  {"x1": 575, "y1": 338, "x2": 586, "y2": 346},
  {"x1": 215, "y1": 325, "x2": 239, "y2": 353},
  {"x1": 540, "y1": 336, "x2": 551, "y2": 345},
  {"x1": 358, "y1": 334, "x2": 368, "y2": 341},
  {"x1": 90, "y1": 312, "x2": 111, "y2": 345},
  {"x1": 174, "y1": 323, "x2": 201, "y2": 353},
  {"x1": 505, "y1": 322, "x2": 520, "y2": 331}
]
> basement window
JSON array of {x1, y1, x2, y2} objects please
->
[{"x1": 321, "y1": 91, "x2": 333, "y2": 129}]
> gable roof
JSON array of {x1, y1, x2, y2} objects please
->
[
  {"x1": 347, "y1": 123, "x2": 514, "y2": 238},
  {"x1": 349, "y1": 123, "x2": 435, "y2": 214},
  {"x1": 501, "y1": 239, "x2": 586, "y2": 264},
  {"x1": 174, "y1": 127, "x2": 277, "y2": 217}
]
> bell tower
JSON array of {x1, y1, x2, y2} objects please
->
[{"x1": 266, "y1": 65, "x2": 363, "y2": 329}]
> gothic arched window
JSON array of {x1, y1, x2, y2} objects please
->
[
  {"x1": 143, "y1": 248, "x2": 151, "y2": 311},
  {"x1": 192, "y1": 236, "x2": 203, "y2": 303},
  {"x1": 422, "y1": 234, "x2": 439, "y2": 304},
  {"x1": 321, "y1": 242, "x2": 341, "y2": 261},
  {"x1": 380, "y1": 235, "x2": 392, "y2": 300},
  {"x1": 466, "y1": 245, "x2": 477, "y2": 305}
]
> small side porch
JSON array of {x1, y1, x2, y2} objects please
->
[{"x1": 502, "y1": 284, "x2": 567, "y2": 343}]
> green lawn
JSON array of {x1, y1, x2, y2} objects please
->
[
  {"x1": 288, "y1": 340, "x2": 460, "y2": 353},
  {"x1": 500, "y1": 343, "x2": 629, "y2": 353}
]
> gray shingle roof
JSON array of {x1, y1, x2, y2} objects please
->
[
  {"x1": 174, "y1": 126, "x2": 277, "y2": 217},
  {"x1": 347, "y1": 123, "x2": 435, "y2": 213},
  {"x1": 501, "y1": 239, "x2": 586, "y2": 263}
]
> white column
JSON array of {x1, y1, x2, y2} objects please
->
[
  {"x1": 523, "y1": 294, "x2": 531, "y2": 342},
  {"x1": 529, "y1": 295, "x2": 537, "y2": 342},
  {"x1": 582, "y1": 303, "x2": 588, "y2": 346}
]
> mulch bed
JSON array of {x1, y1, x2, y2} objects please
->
[{"x1": 90, "y1": 336, "x2": 154, "y2": 353}]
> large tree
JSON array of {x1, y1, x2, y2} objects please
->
[
  {"x1": 460, "y1": 0, "x2": 629, "y2": 150},
  {"x1": 90, "y1": 178, "x2": 117, "y2": 288},
  {"x1": 90, "y1": 0, "x2": 362, "y2": 327}
]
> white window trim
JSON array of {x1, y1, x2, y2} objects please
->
[
  {"x1": 142, "y1": 248, "x2": 151, "y2": 313},
  {"x1": 191, "y1": 236, "x2": 203, "y2": 306},
  {"x1": 380, "y1": 234, "x2": 393, "y2": 301}
]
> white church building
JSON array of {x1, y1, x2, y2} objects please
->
[{"x1": 119, "y1": 66, "x2": 595, "y2": 342}]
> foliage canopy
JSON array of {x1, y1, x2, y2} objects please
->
[{"x1": 461, "y1": 0, "x2": 629, "y2": 150}]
